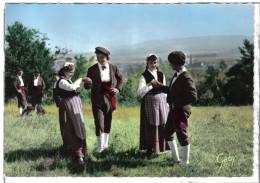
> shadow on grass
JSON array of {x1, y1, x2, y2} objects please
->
[
  {"x1": 4, "y1": 146, "x2": 171, "y2": 176},
  {"x1": 84, "y1": 147, "x2": 148, "y2": 176},
  {"x1": 4, "y1": 146, "x2": 64, "y2": 162}
]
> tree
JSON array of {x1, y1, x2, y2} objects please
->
[
  {"x1": 73, "y1": 55, "x2": 90, "y2": 80},
  {"x1": 223, "y1": 39, "x2": 254, "y2": 105},
  {"x1": 196, "y1": 61, "x2": 227, "y2": 105},
  {"x1": 118, "y1": 78, "x2": 136, "y2": 105},
  {"x1": 5, "y1": 21, "x2": 54, "y2": 102}
]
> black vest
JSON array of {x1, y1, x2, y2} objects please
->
[
  {"x1": 56, "y1": 78, "x2": 78, "y2": 99},
  {"x1": 142, "y1": 70, "x2": 164, "y2": 95}
]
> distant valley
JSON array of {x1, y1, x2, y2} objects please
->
[{"x1": 84, "y1": 35, "x2": 252, "y2": 64}]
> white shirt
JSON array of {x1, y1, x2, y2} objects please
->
[
  {"x1": 34, "y1": 77, "x2": 39, "y2": 86},
  {"x1": 137, "y1": 69, "x2": 166, "y2": 98},
  {"x1": 53, "y1": 81, "x2": 57, "y2": 89},
  {"x1": 58, "y1": 78, "x2": 82, "y2": 91},
  {"x1": 169, "y1": 66, "x2": 187, "y2": 89},
  {"x1": 18, "y1": 76, "x2": 24, "y2": 86},
  {"x1": 98, "y1": 63, "x2": 111, "y2": 82}
]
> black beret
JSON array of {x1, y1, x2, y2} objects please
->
[
  {"x1": 95, "y1": 46, "x2": 110, "y2": 56},
  {"x1": 168, "y1": 51, "x2": 186, "y2": 66}
]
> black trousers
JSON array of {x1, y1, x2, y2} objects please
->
[{"x1": 164, "y1": 111, "x2": 189, "y2": 146}]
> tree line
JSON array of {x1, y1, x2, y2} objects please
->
[{"x1": 5, "y1": 22, "x2": 253, "y2": 106}]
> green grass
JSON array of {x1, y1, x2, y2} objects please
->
[{"x1": 4, "y1": 102, "x2": 253, "y2": 177}]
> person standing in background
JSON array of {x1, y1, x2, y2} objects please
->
[
  {"x1": 29, "y1": 69, "x2": 46, "y2": 114},
  {"x1": 13, "y1": 68, "x2": 27, "y2": 115}
]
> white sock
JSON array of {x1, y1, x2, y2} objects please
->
[
  {"x1": 182, "y1": 144, "x2": 190, "y2": 165},
  {"x1": 100, "y1": 133, "x2": 105, "y2": 152},
  {"x1": 103, "y1": 133, "x2": 109, "y2": 149},
  {"x1": 167, "y1": 140, "x2": 180, "y2": 162},
  {"x1": 19, "y1": 107, "x2": 23, "y2": 115}
]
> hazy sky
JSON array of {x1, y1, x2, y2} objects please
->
[{"x1": 5, "y1": 3, "x2": 253, "y2": 53}]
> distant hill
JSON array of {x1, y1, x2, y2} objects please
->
[
  {"x1": 69, "y1": 35, "x2": 251, "y2": 65},
  {"x1": 63, "y1": 35, "x2": 252, "y2": 79},
  {"x1": 93, "y1": 35, "x2": 252, "y2": 64}
]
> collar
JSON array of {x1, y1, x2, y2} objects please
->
[
  {"x1": 148, "y1": 68, "x2": 157, "y2": 75},
  {"x1": 60, "y1": 76, "x2": 72, "y2": 82},
  {"x1": 176, "y1": 66, "x2": 187, "y2": 76},
  {"x1": 98, "y1": 62, "x2": 109, "y2": 70}
]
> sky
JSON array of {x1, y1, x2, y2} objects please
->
[{"x1": 5, "y1": 3, "x2": 254, "y2": 53}]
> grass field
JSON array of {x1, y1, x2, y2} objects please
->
[{"x1": 4, "y1": 102, "x2": 253, "y2": 177}]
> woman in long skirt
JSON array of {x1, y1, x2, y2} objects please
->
[
  {"x1": 55, "y1": 62, "x2": 87, "y2": 164},
  {"x1": 137, "y1": 53, "x2": 169, "y2": 158}
]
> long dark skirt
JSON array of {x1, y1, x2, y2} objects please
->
[
  {"x1": 139, "y1": 93, "x2": 169, "y2": 154},
  {"x1": 59, "y1": 96, "x2": 86, "y2": 159}
]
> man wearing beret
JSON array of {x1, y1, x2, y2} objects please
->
[
  {"x1": 85, "y1": 46, "x2": 123, "y2": 153},
  {"x1": 158, "y1": 51, "x2": 197, "y2": 165}
]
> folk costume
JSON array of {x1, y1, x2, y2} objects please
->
[
  {"x1": 138, "y1": 54, "x2": 169, "y2": 157},
  {"x1": 13, "y1": 70, "x2": 27, "y2": 115},
  {"x1": 163, "y1": 51, "x2": 197, "y2": 165},
  {"x1": 86, "y1": 46, "x2": 123, "y2": 152},
  {"x1": 29, "y1": 72, "x2": 46, "y2": 114},
  {"x1": 56, "y1": 62, "x2": 87, "y2": 162}
]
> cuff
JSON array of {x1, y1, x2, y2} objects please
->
[{"x1": 147, "y1": 85, "x2": 153, "y2": 90}]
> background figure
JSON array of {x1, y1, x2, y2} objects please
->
[
  {"x1": 55, "y1": 62, "x2": 87, "y2": 164},
  {"x1": 163, "y1": 51, "x2": 197, "y2": 165},
  {"x1": 137, "y1": 53, "x2": 169, "y2": 158},
  {"x1": 85, "y1": 46, "x2": 123, "y2": 153},
  {"x1": 13, "y1": 68, "x2": 27, "y2": 115},
  {"x1": 29, "y1": 70, "x2": 46, "y2": 114}
]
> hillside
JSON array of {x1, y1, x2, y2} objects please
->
[{"x1": 84, "y1": 35, "x2": 252, "y2": 64}]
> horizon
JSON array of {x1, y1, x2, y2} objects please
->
[{"x1": 64, "y1": 35, "x2": 253, "y2": 55}]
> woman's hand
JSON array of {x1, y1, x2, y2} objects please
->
[{"x1": 149, "y1": 80, "x2": 162, "y2": 88}]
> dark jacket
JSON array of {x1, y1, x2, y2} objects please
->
[
  {"x1": 162, "y1": 71, "x2": 197, "y2": 117},
  {"x1": 86, "y1": 63, "x2": 123, "y2": 107}
]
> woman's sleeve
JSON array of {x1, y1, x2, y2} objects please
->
[
  {"x1": 137, "y1": 76, "x2": 153, "y2": 98},
  {"x1": 163, "y1": 74, "x2": 167, "y2": 97},
  {"x1": 59, "y1": 78, "x2": 82, "y2": 91}
]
